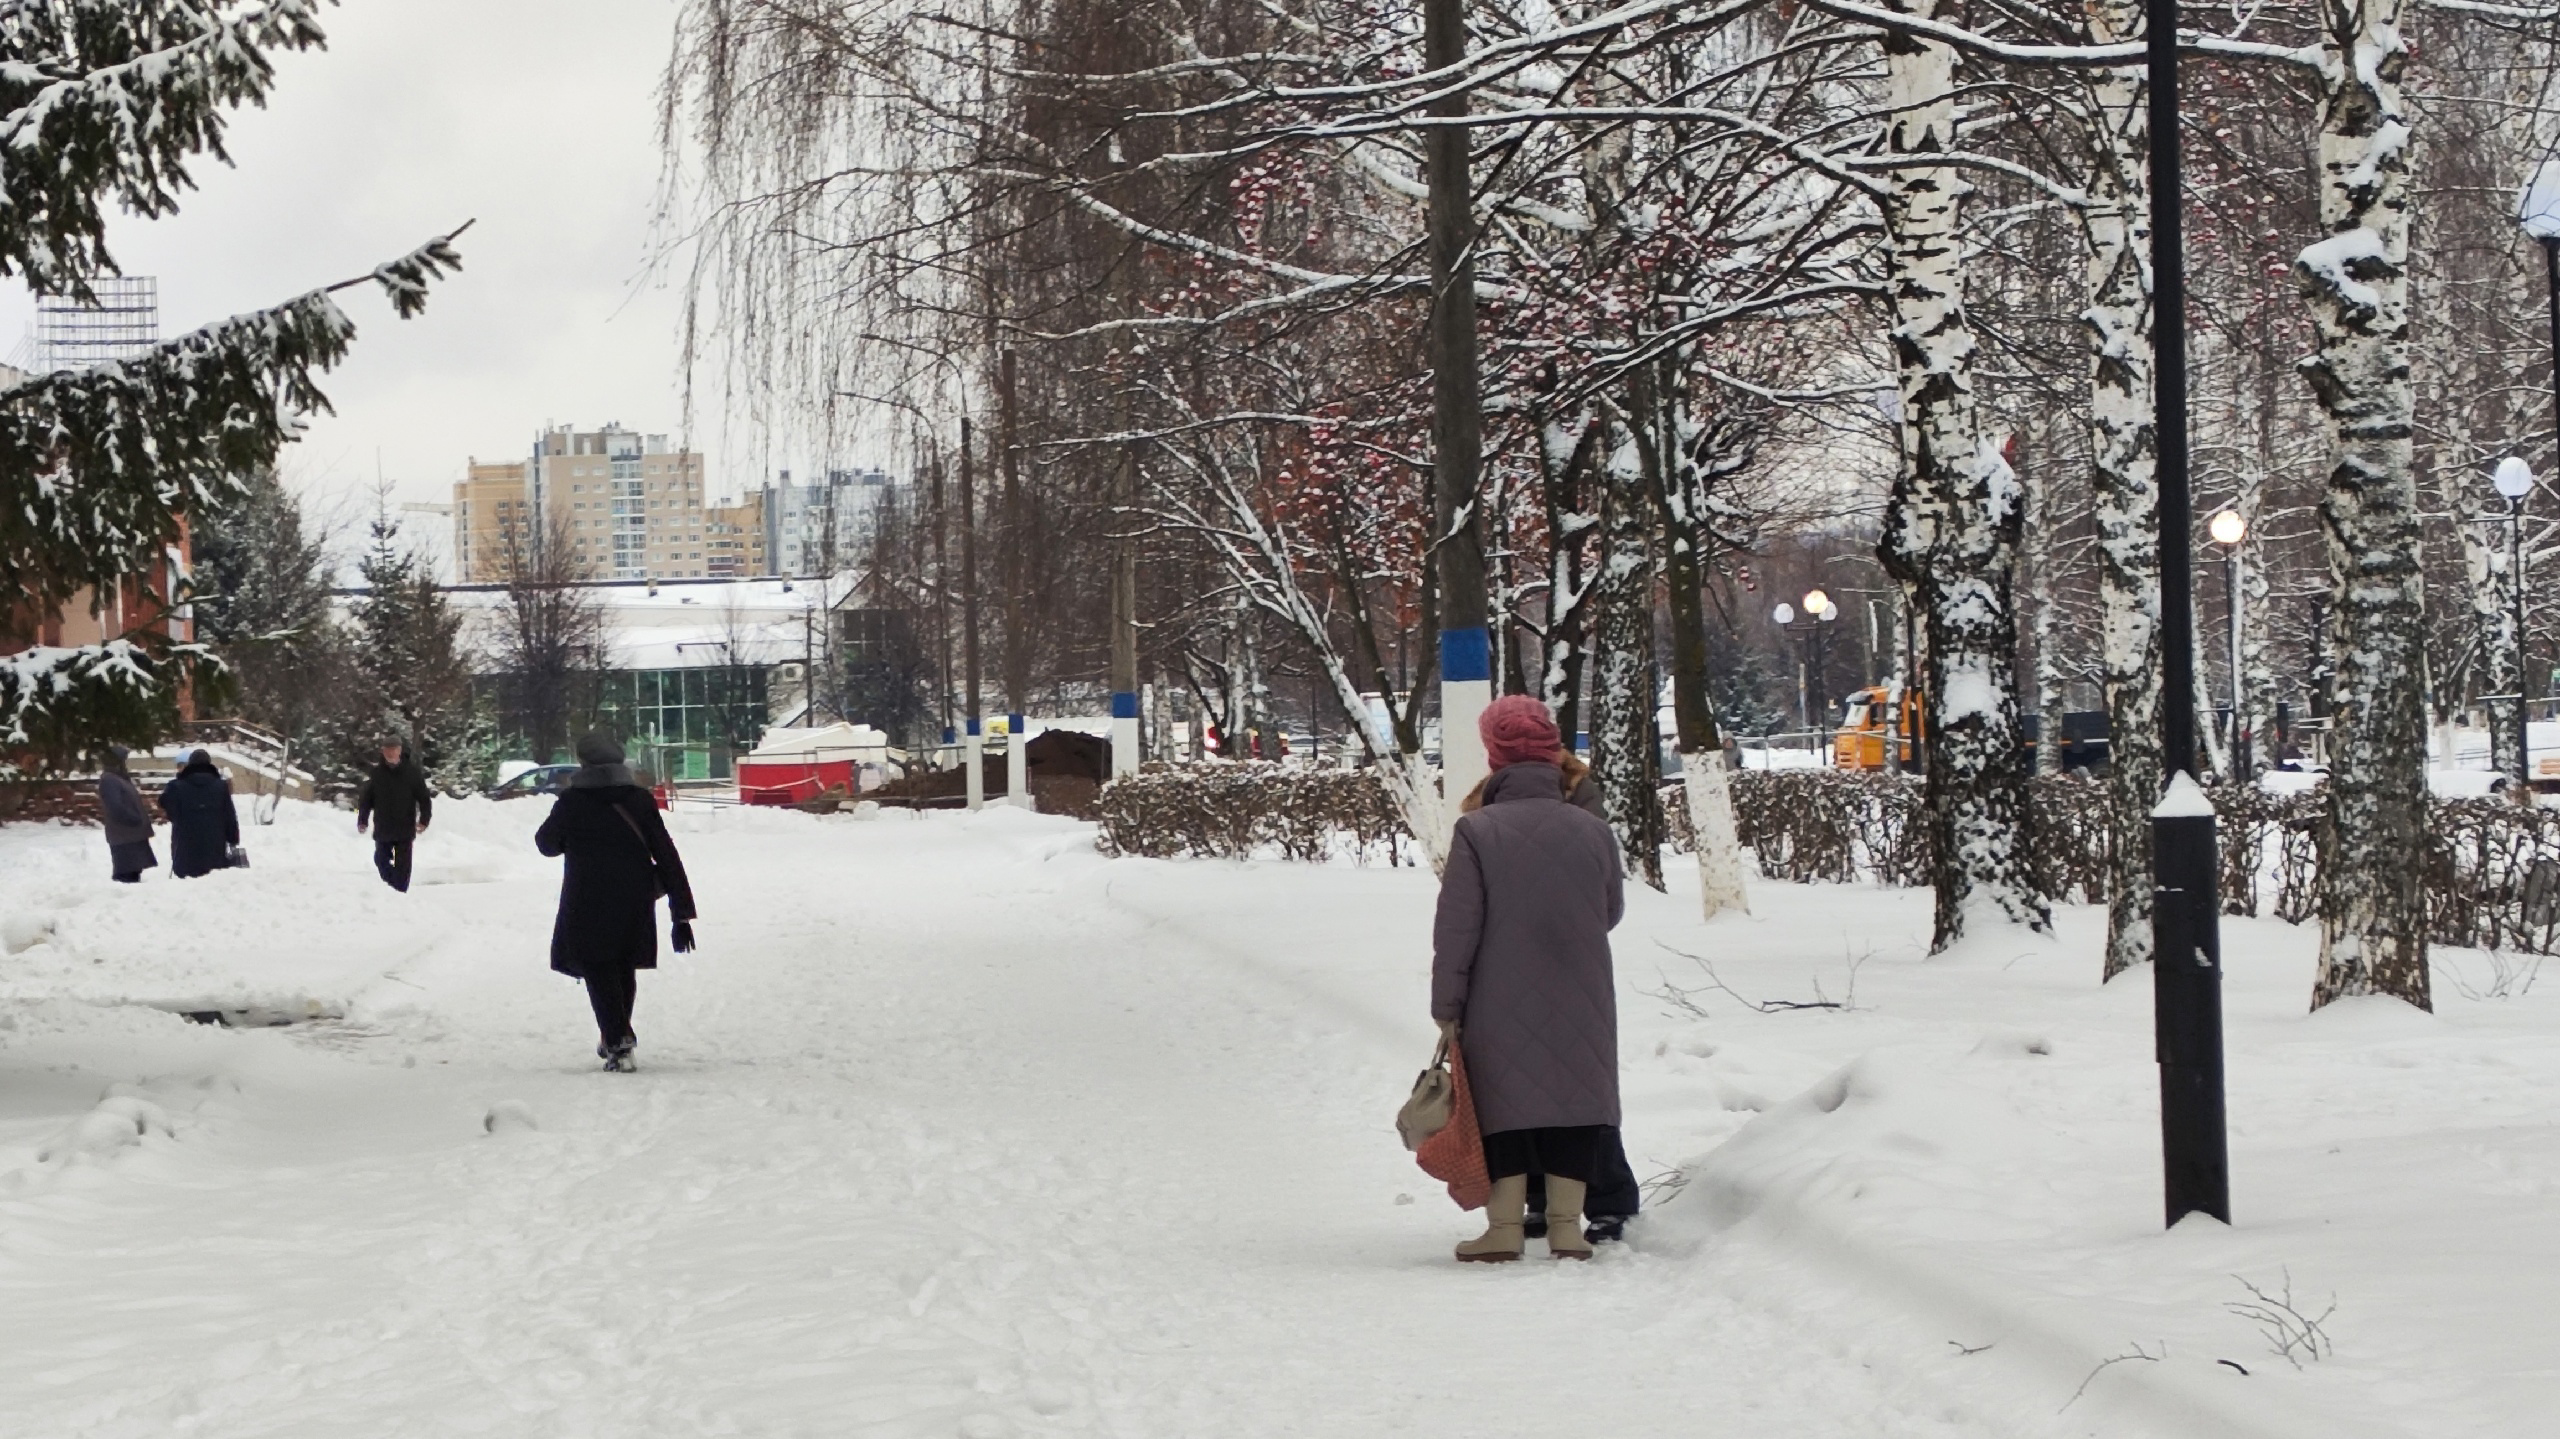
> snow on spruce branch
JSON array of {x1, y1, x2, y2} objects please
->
[
  {"x1": 0, "y1": 226, "x2": 466, "y2": 610},
  {"x1": 0, "y1": 1, "x2": 333, "y2": 296}
]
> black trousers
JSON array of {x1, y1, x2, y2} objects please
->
[
  {"x1": 584, "y1": 964, "x2": 638, "y2": 1050},
  {"x1": 1519, "y1": 1128, "x2": 1642, "y2": 1219},
  {"x1": 373, "y1": 839, "x2": 413, "y2": 892}
]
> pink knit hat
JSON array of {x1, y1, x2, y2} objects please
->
[{"x1": 1479, "y1": 694, "x2": 1564, "y2": 770}]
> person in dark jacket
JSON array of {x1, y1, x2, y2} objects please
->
[
  {"x1": 96, "y1": 746, "x2": 158, "y2": 882},
  {"x1": 536, "y1": 733, "x2": 698, "y2": 1071},
  {"x1": 1458, "y1": 746, "x2": 1641, "y2": 1243},
  {"x1": 1433, "y1": 696, "x2": 1625, "y2": 1262},
  {"x1": 356, "y1": 739, "x2": 434, "y2": 892},
  {"x1": 157, "y1": 751, "x2": 240, "y2": 879}
]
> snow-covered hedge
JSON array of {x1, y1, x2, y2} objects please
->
[
  {"x1": 1097, "y1": 762, "x2": 1415, "y2": 864},
  {"x1": 1101, "y1": 762, "x2": 2560, "y2": 954},
  {"x1": 1715, "y1": 770, "x2": 2560, "y2": 957}
]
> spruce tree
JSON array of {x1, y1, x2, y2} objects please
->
[
  {"x1": 333, "y1": 513, "x2": 485, "y2": 792},
  {"x1": 0, "y1": 3, "x2": 464, "y2": 773},
  {"x1": 192, "y1": 467, "x2": 347, "y2": 747}
]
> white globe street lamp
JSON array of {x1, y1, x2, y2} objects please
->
[{"x1": 2495, "y1": 455, "x2": 2535, "y2": 501}]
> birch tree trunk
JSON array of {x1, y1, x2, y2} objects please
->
[
  {"x1": 1640, "y1": 363, "x2": 1753, "y2": 919},
  {"x1": 1592, "y1": 415, "x2": 1666, "y2": 890},
  {"x1": 2299, "y1": 0, "x2": 2430, "y2": 1011},
  {"x1": 2079, "y1": 0, "x2": 2161, "y2": 981},
  {"x1": 2023, "y1": 451, "x2": 2066, "y2": 778},
  {"x1": 2235, "y1": 402, "x2": 2276, "y2": 784},
  {"x1": 1537, "y1": 404, "x2": 1602, "y2": 742},
  {"x1": 1875, "y1": 0, "x2": 2047, "y2": 947},
  {"x1": 2466, "y1": 499, "x2": 2522, "y2": 777}
]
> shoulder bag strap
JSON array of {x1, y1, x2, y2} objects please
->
[{"x1": 610, "y1": 796, "x2": 669, "y2": 898}]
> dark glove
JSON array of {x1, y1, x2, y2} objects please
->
[{"x1": 671, "y1": 920, "x2": 696, "y2": 954}]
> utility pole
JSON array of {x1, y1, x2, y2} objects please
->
[
  {"x1": 2147, "y1": 0, "x2": 2231, "y2": 1229},
  {"x1": 962, "y1": 417, "x2": 985, "y2": 811},
  {"x1": 1001, "y1": 348, "x2": 1030, "y2": 807},
  {"x1": 1424, "y1": 0, "x2": 1491, "y2": 825},
  {"x1": 1111, "y1": 403, "x2": 1141, "y2": 780}
]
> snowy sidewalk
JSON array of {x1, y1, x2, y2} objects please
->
[
  {"x1": 0, "y1": 799, "x2": 2539, "y2": 1435},
  {"x1": 2, "y1": 801, "x2": 2004, "y2": 1438}
]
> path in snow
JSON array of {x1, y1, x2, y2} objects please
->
[{"x1": 0, "y1": 805, "x2": 2008, "y2": 1439}]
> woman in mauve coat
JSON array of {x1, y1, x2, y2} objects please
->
[
  {"x1": 1432, "y1": 695, "x2": 1625, "y2": 1262},
  {"x1": 156, "y1": 750, "x2": 239, "y2": 879},
  {"x1": 1457, "y1": 751, "x2": 1644, "y2": 1243},
  {"x1": 537, "y1": 734, "x2": 697, "y2": 1072}
]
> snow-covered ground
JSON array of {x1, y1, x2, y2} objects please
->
[{"x1": 0, "y1": 798, "x2": 2546, "y2": 1436}]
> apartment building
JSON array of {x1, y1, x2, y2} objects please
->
[
  {"x1": 451, "y1": 459, "x2": 530, "y2": 583},
  {"x1": 536, "y1": 425, "x2": 710, "y2": 581},
  {"x1": 705, "y1": 491, "x2": 768, "y2": 578},
  {"x1": 452, "y1": 425, "x2": 714, "y2": 582},
  {"x1": 764, "y1": 467, "x2": 897, "y2": 577}
]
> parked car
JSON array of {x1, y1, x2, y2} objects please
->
[{"x1": 484, "y1": 764, "x2": 578, "y2": 801}]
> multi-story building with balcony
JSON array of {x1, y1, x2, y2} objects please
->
[{"x1": 452, "y1": 425, "x2": 713, "y2": 582}]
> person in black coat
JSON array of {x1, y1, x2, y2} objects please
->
[
  {"x1": 96, "y1": 745, "x2": 158, "y2": 882},
  {"x1": 156, "y1": 751, "x2": 239, "y2": 879},
  {"x1": 536, "y1": 733, "x2": 697, "y2": 1071},
  {"x1": 356, "y1": 738, "x2": 434, "y2": 892}
]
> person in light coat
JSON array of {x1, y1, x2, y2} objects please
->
[
  {"x1": 96, "y1": 746, "x2": 158, "y2": 882},
  {"x1": 1432, "y1": 695, "x2": 1626, "y2": 1262}
]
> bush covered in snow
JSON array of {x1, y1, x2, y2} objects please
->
[
  {"x1": 1713, "y1": 770, "x2": 2560, "y2": 957},
  {"x1": 1097, "y1": 762, "x2": 1415, "y2": 864}
]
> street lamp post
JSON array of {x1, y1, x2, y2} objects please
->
[
  {"x1": 2494, "y1": 456, "x2": 2535, "y2": 789},
  {"x1": 1775, "y1": 591, "x2": 1841, "y2": 759},
  {"x1": 2210, "y1": 509, "x2": 2248, "y2": 778},
  {"x1": 2147, "y1": 0, "x2": 2230, "y2": 1229},
  {"x1": 1773, "y1": 601, "x2": 1802, "y2": 733}
]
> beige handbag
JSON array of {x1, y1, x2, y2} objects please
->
[{"x1": 1397, "y1": 1033, "x2": 1456, "y2": 1151}]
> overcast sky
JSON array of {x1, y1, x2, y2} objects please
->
[{"x1": 0, "y1": 0, "x2": 776, "y2": 576}]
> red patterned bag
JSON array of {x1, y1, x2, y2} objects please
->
[{"x1": 1415, "y1": 1040, "x2": 1491, "y2": 1211}]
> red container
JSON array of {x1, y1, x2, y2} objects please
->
[{"x1": 736, "y1": 757, "x2": 856, "y2": 806}]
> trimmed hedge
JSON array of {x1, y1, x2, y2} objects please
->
[
  {"x1": 1098, "y1": 761, "x2": 2560, "y2": 956},
  {"x1": 1097, "y1": 762, "x2": 1413, "y2": 864}
]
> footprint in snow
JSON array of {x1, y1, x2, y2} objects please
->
[{"x1": 484, "y1": 1100, "x2": 540, "y2": 1135}]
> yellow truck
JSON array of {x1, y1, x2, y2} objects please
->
[
  {"x1": 1829, "y1": 688, "x2": 2108, "y2": 772},
  {"x1": 1831, "y1": 686, "x2": 1923, "y2": 771}
]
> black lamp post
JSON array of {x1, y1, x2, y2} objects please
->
[
  {"x1": 2148, "y1": 0, "x2": 2231, "y2": 1228},
  {"x1": 1775, "y1": 590, "x2": 1841, "y2": 757},
  {"x1": 2493, "y1": 457, "x2": 2534, "y2": 788}
]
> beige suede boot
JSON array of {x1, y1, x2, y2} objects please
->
[
  {"x1": 1454, "y1": 1175, "x2": 1528, "y2": 1263},
  {"x1": 1544, "y1": 1177, "x2": 1593, "y2": 1260}
]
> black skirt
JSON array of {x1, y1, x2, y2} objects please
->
[{"x1": 1481, "y1": 1125, "x2": 1611, "y2": 1182}]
